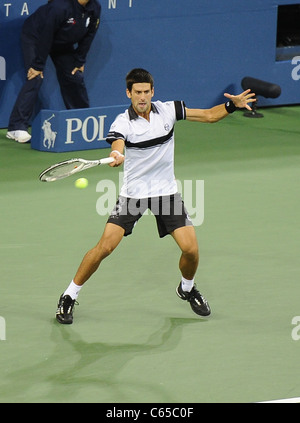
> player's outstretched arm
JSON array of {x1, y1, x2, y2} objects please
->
[{"x1": 186, "y1": 89, "x2": 256, "y2": 123}]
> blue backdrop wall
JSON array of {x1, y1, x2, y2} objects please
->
[{"x1": 0, "y1": 0, "x2": 300, "y2": 129}]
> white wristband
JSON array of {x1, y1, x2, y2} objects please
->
[{"x1": 111, "y1": 150, "x2": 124, "y2": 158}]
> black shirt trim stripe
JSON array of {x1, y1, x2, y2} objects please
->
[
  {"x1": 125, "y1": 127, "x2": 174, "y2": 149},
  {"x1": 106, "y1": 131, "x2": 125, "y2": 145},
  {"x1": 174, "y1": 100, "x2": 186, "y2": 121}
]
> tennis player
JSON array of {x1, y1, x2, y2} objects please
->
[{"x1": 56, "y1": 68, "x2": 255, "y2": 324}]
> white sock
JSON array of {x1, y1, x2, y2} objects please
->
[
  {"x1": 63, "y1": 280, "x2": 82, "y2": 300},
  {"x1": 181, "y1": 277, "x2": 194, "y2": 292}
]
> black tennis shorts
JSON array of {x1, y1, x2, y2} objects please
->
[{"x1": 107, "y1": 193, "x2": 193, "y2": 238}]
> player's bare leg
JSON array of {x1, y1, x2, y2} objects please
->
[
  {"x1": 171, "y1": 226, "x2": 199, "y2": 280},
  {"x1": 172, "y1": 226, "x2": 211, "y2": 317},
  {"x1": 74, "y1": 223, "x2": 125, "y2": 286},
  {"x1": 56, "y1": 223, "x2": 124, "y2": 324}
]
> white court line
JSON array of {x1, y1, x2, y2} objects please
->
[{"x1": 259, "y1": 397, "x2": 300, "y2": 403}]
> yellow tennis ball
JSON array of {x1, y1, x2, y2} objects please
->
[{"x1": 75, "y1": 177, "x2": 88, "y2": 189}]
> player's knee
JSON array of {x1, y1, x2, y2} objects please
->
[
  {"x1": 182, "y1": 245, "x2": 199, "y2": 262},
  {"x1": 97, "y1": 241, "x2": 115, "y2": 259}
]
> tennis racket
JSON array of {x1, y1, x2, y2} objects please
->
[{"x1": 39, "y1": 157, "x2": 114, "y2": 182}]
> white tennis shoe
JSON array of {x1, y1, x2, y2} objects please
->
[{"x1": 6, "y1": 130, "x2": 31, "y2": 143}]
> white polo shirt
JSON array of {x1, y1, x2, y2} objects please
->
[{"x1": 106, "y1": 100, "x2": 186, "y2": 198}]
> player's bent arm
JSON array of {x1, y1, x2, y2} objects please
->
[
  {"x1": 185, "y1": 104, "x2": 229, "y2": 124},
  {"x1": 109, "y1": 139, "x2": 125, "y2": 167}
]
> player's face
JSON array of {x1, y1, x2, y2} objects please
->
[{"x1": 127, "y1": 83, "x2": 154, "y2": 117}]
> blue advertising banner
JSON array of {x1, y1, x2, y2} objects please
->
[{"x1": 31, "y1": 104, "x2": 128, "y2": 153}]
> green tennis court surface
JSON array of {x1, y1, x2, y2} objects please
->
[{"x1": 0, "y1": 106, "x2": 300, "y2": 403}]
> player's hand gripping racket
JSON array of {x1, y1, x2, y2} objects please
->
[{"x1": 39, "y1": 157, "x2": 114, "y2": 182}]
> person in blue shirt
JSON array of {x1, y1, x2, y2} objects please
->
[{"x1": 7, "y1": 0, "x2": 101, "y2": 143}]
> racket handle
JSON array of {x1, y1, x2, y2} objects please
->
[{"x1": 100, "y1": 157, "x2": 115, "y2": 165}]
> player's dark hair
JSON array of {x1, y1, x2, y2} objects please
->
[{"x1": 126, "y1": 68, "x2": 154, "y2": 92}]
